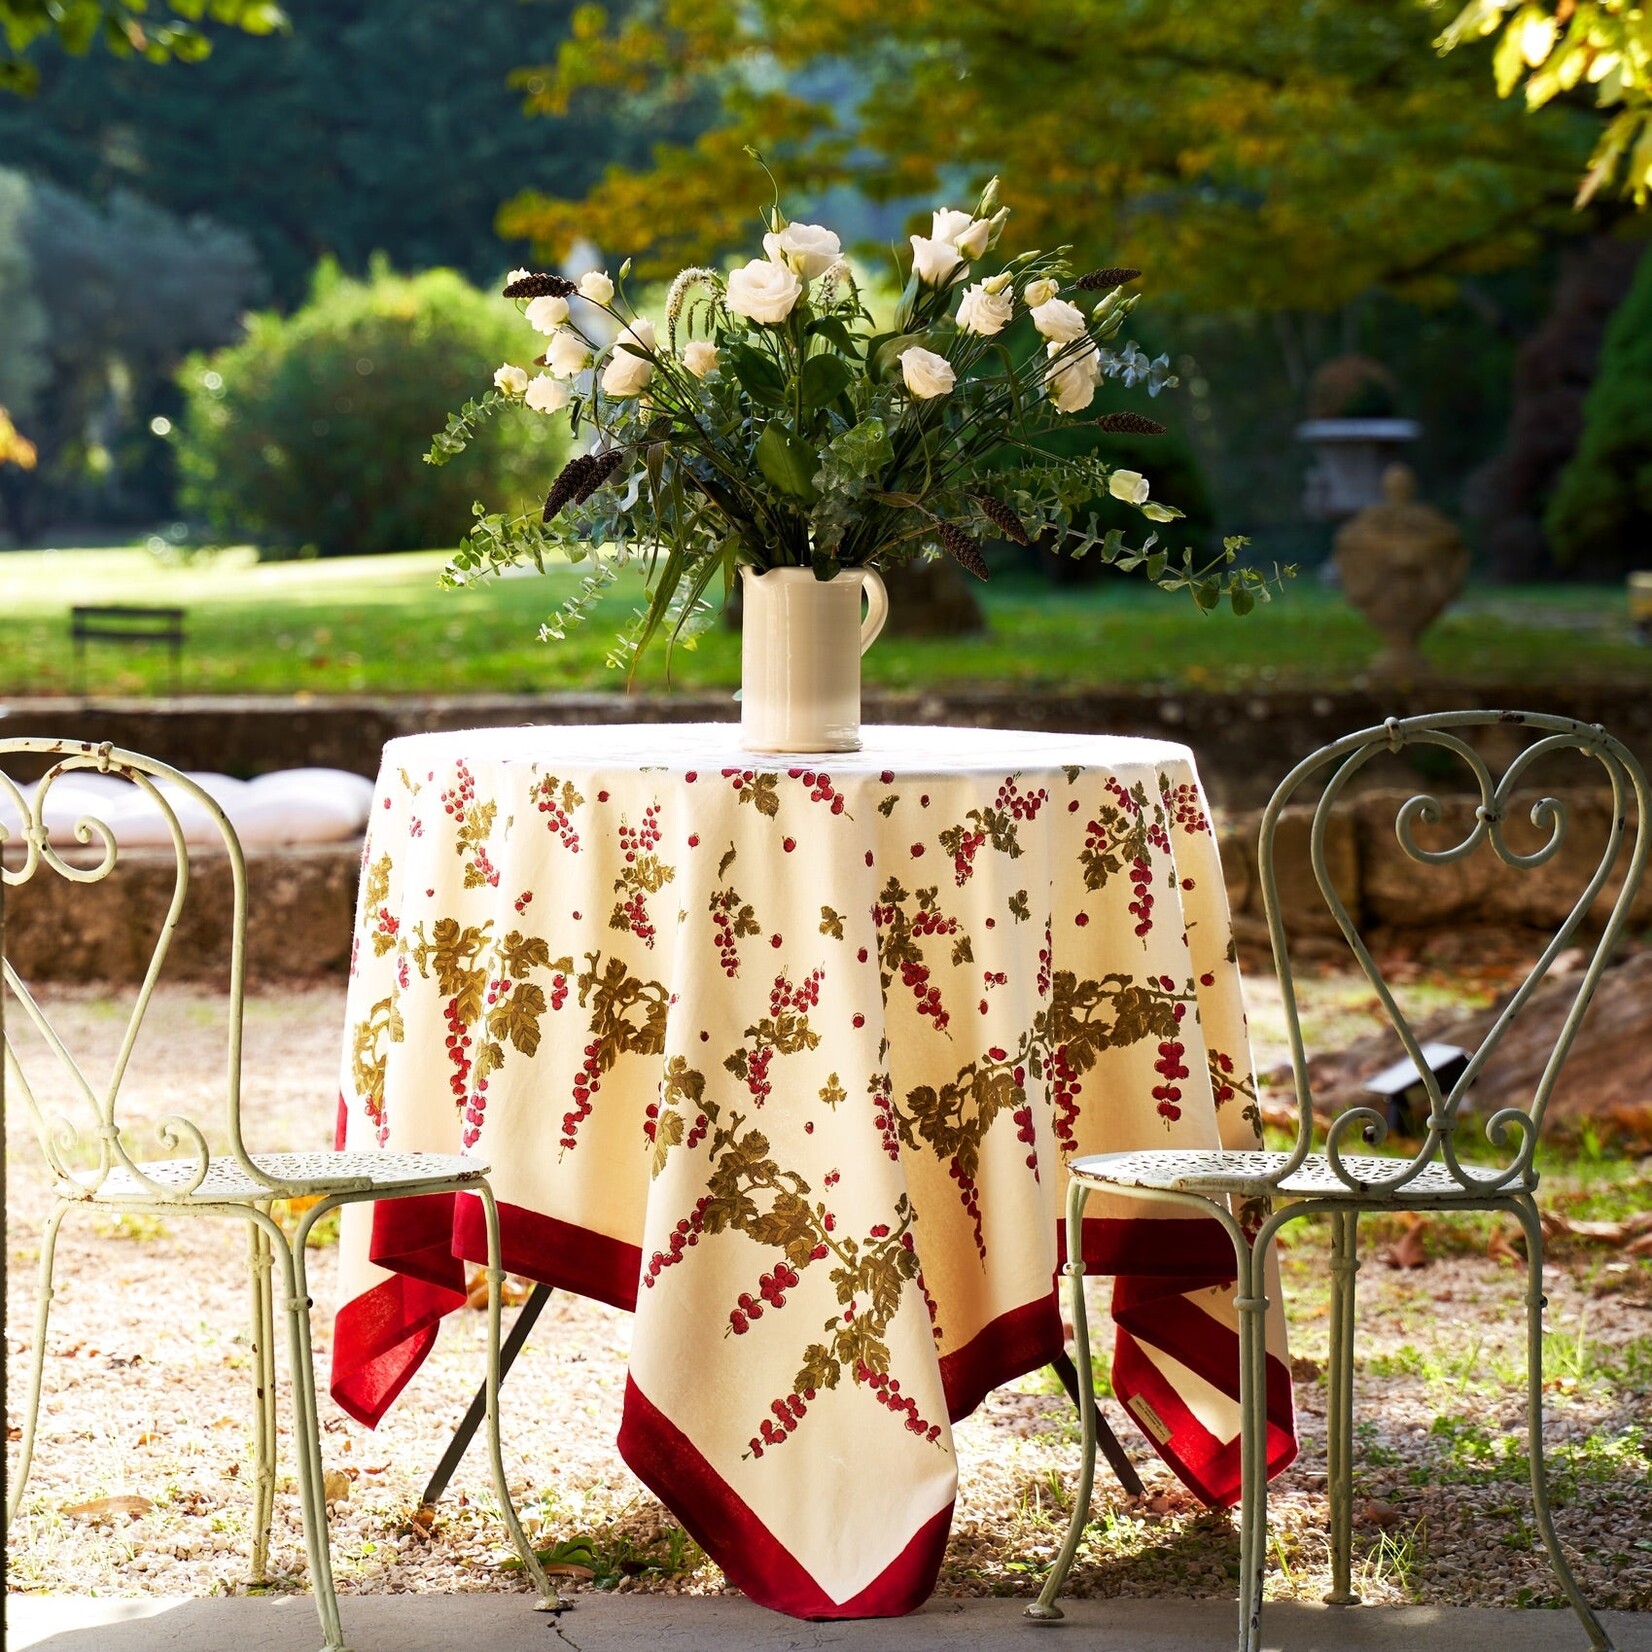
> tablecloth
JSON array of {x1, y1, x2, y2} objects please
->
[{"x1": 331, "y1": 724, "x2": 1296, "y2": 1617}]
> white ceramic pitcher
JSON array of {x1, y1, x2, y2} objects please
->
[{"x1": 739, "y1": 566, "x2": 889, "y2": 753}]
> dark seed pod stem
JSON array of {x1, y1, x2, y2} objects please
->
[
  {"x1": 972, "y1": 493, "x2": 1032, "y2": 546},
  {"x1": 937, "y1": 521, "x2": 989, "y2": 580},
  {"x1": 1075, "y1": 266, "x2": 1143, "y2": 291},
  {"x1": 572, "y1": 448, "x2": 626, "y2": 503},
  {"x1": 1092, "y1": 411, "x2": 1166, "y2": 435},
  {"x1": 504, "y1": 273, "x2": 578, "y2": 299}
]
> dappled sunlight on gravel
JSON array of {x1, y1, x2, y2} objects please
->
[{"x1": 7, "y1": 981, "x2": 1649, "y2": 1610}]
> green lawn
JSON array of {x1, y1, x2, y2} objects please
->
[{"x1": 2, "y1": 546, "x2": 1647, "y2": 698}]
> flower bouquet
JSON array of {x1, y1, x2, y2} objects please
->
[{"x1": 429, "y1": 175, "x2": 1288, "y2": 749}]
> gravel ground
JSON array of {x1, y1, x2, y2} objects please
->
[{"x1": 6, "y1": 979, "x2": 1650, "y2": 1613}]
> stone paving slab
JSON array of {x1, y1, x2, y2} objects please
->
[{"x1": 8, "y1": 1595, "x2": 1651, "y2": 1652}]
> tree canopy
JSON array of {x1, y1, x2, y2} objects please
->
[
  {"x1": 1437, "y1": 0, "x2": 1652, "y2": 206},
  {"x1": 0, "y1": 0, "x2": 285, "y2": 94},
  {"x1": 0, "y1": 0, "x2": 712, "y2": 304},
  {"x1": 502, "y1": 0, "x2": 1610, "y2": 312}
]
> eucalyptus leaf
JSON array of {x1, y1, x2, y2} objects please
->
[{"x1": 756, "y1": 422, "x2": 821, "y2": 503}]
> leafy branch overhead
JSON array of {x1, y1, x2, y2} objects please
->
[{"x1": 430, "y1": 176, "x2": 1292, "y2": 673}]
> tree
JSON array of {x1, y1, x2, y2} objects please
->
[
  {"x1": 0, "y1": 168, "x2": 264, "y2": 538},
  {"x1": 0, "y1": 0, "x2": 285, "y2": 95},
  {"x1": 501, "y1": 0, "x2": 1606, "y2": 313},
  {"x1": 1436, "y1": 0, "x2": 1652, "y2": 206},
  {"x1": 0, "y1": 0, "x2": 713, "y2": 306},
  {"x1": 1542, "y1": 243, "x2": 1652, "y2": 575}
]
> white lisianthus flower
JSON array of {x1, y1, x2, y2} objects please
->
[
  {"x1": 1023, "y1": 277, "x2": 1060, "y2": 309},
  {"x1": 1108, "y1": 468, "x2": 1151, "y2": 505},
  {"x1": 761, "y1": 221, "x2": 842, "y2": 280},
  {"x1": 546, "y1": 330, "x2": 592, "y2": 379},
  {"x1": 577, "y1": 270, "x2": 615, "y2": 304},
  {"x1": 601, "y1": 317, "x2": 657, "y2": 397},
  {"x1": 725, "y1": 257, "x2": 803, "y2": 324},
  {"x1": 956, "y1": 281, "x2": 1014, "y2": 337},
  {"x1": 930, "y1": 208, "x2": 993, "y2": 260},
  {"x1": 1030, "y1": 297, "x2": 1088, "y2": 343},
  {"x1": 682, "y1": 340, "x2": 720, "y2": 378},
  {"x1": 982, "y1": 270, "x2": 1015, "y2": 295},
  {"x1": 526, "y1": 294, "x2": 570, "y2": 334},
  {"x1": 524, "y1": 373, "x2": 570, "y2": 414},
  {"x1": 909, "y1": 234, "x2": 965, "y2": 287},
  {"x1": 507, "y1": 267, "x2": 532, "y2": 284},
  {"x1": 493, "y1": 363, "x2": 529, "y2": 397},
  {"x1": 1044, "y1": 340, "x2": 1101, "y2": 414},
  {"x1": 899, "y1": 345, "x2": 956, "y2": 399}
]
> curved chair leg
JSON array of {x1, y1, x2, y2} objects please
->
[
  {"x1": 282, "y1": 1219, "x2": 350, "y2": 1652},
  {"x1": 5, "y1": 1199, "x2": 69, "y2": 1531},
  {"x1": 1324, "y1": 1209, "x2": 1360, "y2": 1606},
  {"x1": 476, "y1": 1184, "x2": 562, "y2": 1611},
  {"x1": 1233, "y1": 1212, "x2": 1274, "y2": 1652},
  {"x1": 1511, "y1": 1197, "x2": 1615, "y2": 1652},
  {"x1": 247, "y1": 1211, "x2": 278, "y2": 1586},
  {"x1": 1027, "y1": 1178, "x2": 1094, "y2": 1623}
]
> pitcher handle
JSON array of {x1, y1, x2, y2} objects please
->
[{"x1": 860, "y1": 569, "x2": 889, "y2": 655}]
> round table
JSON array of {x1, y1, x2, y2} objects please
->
[{"x1": 331, "y1": 724, "x2": 1296, "y2": 1617}]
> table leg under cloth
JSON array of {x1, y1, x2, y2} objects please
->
[{"x1": 329, "y1": 726, "x2": 1298, "y2": 1617}]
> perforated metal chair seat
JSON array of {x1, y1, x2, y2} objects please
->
[
  {"x1": 1069, "y1": 1148, "x2": 1531, "y2": 1202},
  {"x1": 90, "y1": 1150, "x2": 488, "y2": 1203}
]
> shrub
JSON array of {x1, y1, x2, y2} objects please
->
[
  {"x1": 1544, "y1": 249, "x2": 1652, "y2": 576},
  {"x1": 177, "y1": 258, "x2": 564, "y2": 556}
]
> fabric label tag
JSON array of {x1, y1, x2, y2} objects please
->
[{"x1": 1128, "y1": 1392, "x2": 1172, "y2": 1444}]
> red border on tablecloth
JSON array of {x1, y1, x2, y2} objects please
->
[
  {"x1": 1112, "y1": 1330, "x2": 1297, "y2": 1508},
  {"x1": 938, "y1": 1292, "x2": 1063, "y2": 1423},
  {"x1": 618, "y1": 1373, "x2": 953, "y2": 1619},
  {"x1": 452, "y1": 1191, "x2": 643, "y2": 1313},
  {"x1": 331, "y1": 1191, "x2": 468, "y2": 1427}
]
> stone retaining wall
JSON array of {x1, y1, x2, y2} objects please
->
[
  {"x1": 6, "y1": 788, "x2": 1641, "y2": 984},
  {"x1": 6, "y1": 682, "x2": 1651, "y2": 809}
]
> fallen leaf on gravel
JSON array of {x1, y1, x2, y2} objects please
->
[
  {"x1": 1542, "y1": 1211, "x2": 1652, "y2": 1246},
  {"x1": 1386, "y1": 1218, "x2": 1430, "y2": 1270},
  {"x1": 543, "y1": 1563, "x2": 597, "y2": 1580},
  {"x1": 1290, "y1": 1355, "x2": 1325, "y2": 1384},
  {"x1": 410, "y1": 1505, "x2": 436, "y2": 1532},
  {"x1": 464, "y1": 1269, "x2": 534, "y2": 1309},
  {"x1": 64, "y1": 1495, "x2": 151, "y2": 1524},
  {"x1": 363, "y1": 1463, "x2": 391, "y2": 1475},
  {"x1": 322, "y1": 1471, "x2": 351, "y2": 1507},
  {"x1": 1487, "y1": 1227, "x2": 1524, "y2": 1265},
  {"x1": 1355, "y1": 1500, "x2": 1403, "y2": 1528}
]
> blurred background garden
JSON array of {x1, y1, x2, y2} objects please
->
[{"x1": 0, "y1": 0, "x2": 1650, "y2": 699}]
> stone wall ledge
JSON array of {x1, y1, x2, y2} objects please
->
[
  {"x1": 6, "y1": 787, "x2": 1641, "y2": 984},
  {"x1": 4, "y1": 682, "x2": 1650, "y2": 810}
]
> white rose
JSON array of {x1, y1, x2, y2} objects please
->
[
  {"x1": 725, "y1": 257, "x2": 803, "y2": 324},
  {"x1": 577, "y1": 270, "x2": 615, "y2": 305},
  {"x1": 1030, "y1": 297, "x2": 1088, "y2": 343},
  {"x1": 761, "y1": 221, "x2": 842, "y2": 280},
  {"x1": 525, "y1": 294, "x2": 570, "y2": 334},
  {"x1": 683, "y1": 340, "x2": 720, "y2": 378},
  {"x1": 956, "y1": 281, "x2": 1014, "y2": 336},
  {"x1": 601, "y1": 317, "x2": 657, "y2": 397},
  {"x1": 546, "y1": 329, "x2": 592, "y2": 379},
  {"x1": 1108, "y1": 468, "x2": 1151, "y2": 505},
  {"x1": 1023, "y1": 277, "x2": 1060, "y2": 309},
  {"x1": 899, "y1": 345, "x2": 956, "y2": 399},
  {"x1": 524, "y1": 373, "x2": 570, "y2": 414},
  {"x1": 909, "y1": 234, "x2": 965, "y2": 287},
  {"x1": 493, "y1": 363, "x2": 529, "y2": 397},
  {"x1": 1044, "y1": 341, "x2": 1100, "y2": 414}
]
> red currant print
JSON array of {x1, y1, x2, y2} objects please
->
[
  {"x1": 1159, "y1": 775, "x2": 1210, "y2": 835},
  {"x1": 1153, "y1": 1038, "x2": 1189, "y2": 1126},
  {"x1": 643, "y1": 1199, "x2": 712, "y2": 1290},
  {"x1": 868, "y1": 1071, "x2": 901, "y2": 1162},
  {"x1": 857, "y1": 1363, "x2": 943, "y2": 1446},
  {"x1": 726, "y1": 1261, "x2": 802, "y2": 1336},
  {"x1": 531, "y1": 774, "x2": 584, "y2": 852},
  {"x1": 1050, "y1": 1043, "x2": 1082, "y2": 1153},
  {"x1": 562, "y1": 1038, "x2": 605, "y2": 1152},
  {"x1": 709, "y1": 886, "x2": 759, "y2": 976}
]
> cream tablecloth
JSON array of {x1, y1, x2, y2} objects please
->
[{"x1": 330, "y1": 724, "x2": 1295, "y2": 1617}]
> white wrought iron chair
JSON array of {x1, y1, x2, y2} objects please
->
[
  {"x1": 1029, "y1": 711, "x2": 1647, "y2": 1652},
  {"x1": 1, "y1": 739, "x2": 561, "y2": 1650}
]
